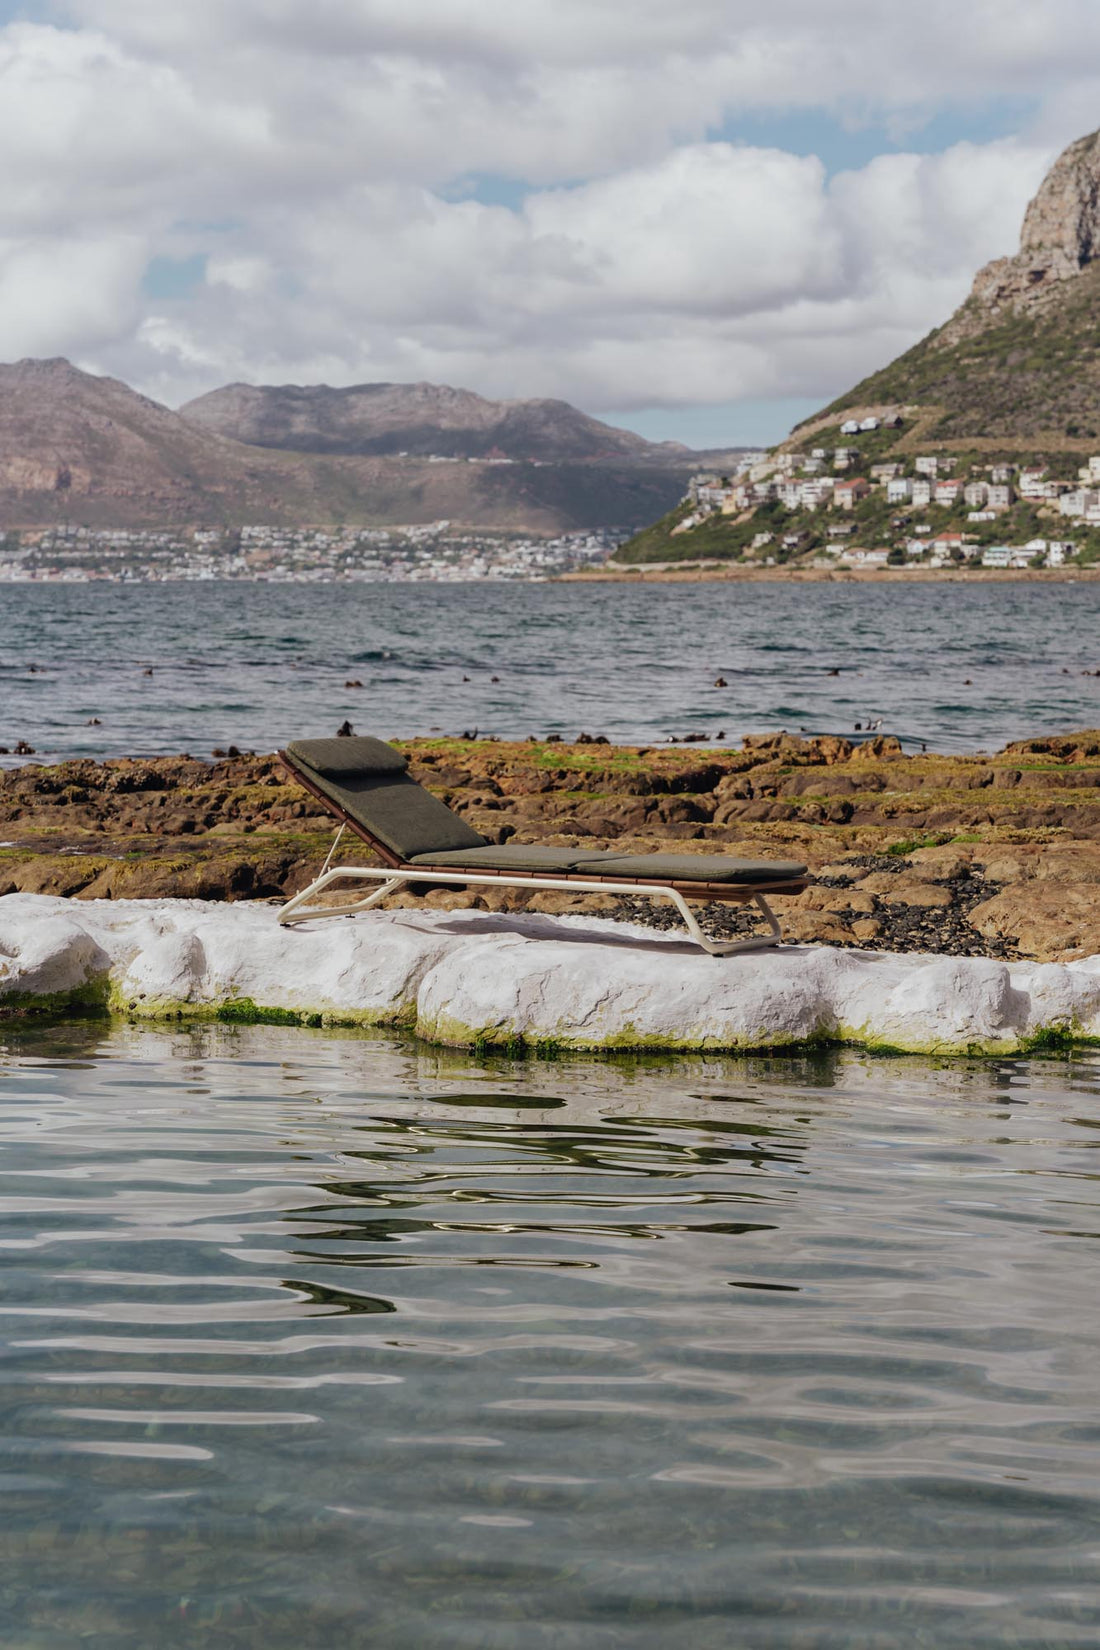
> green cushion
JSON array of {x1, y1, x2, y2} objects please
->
[
  {"x1": 573, "y1": 853, "x2": 806, "y2": 884},
  {"x1": 287, "y1": 736, "x2": 408, "y2": 779},
  {"x1": 284, "y1": 743, "x2": 486, "y2": 860},
  {"x1": 410, "y1": 845, "x2": 622, "y2": 874}
]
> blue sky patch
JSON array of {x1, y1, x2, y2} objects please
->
[
  {"x1": 712, "y1": 97, "x2": 1037, "y2": 177},
  {"x1": 142, "y1": 253, "x2": 208, "y2": 301},
  {"x1": 605, "y1": 397, "x2": 823, "y2": 450}
]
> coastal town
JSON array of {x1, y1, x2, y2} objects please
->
[
  {"x1": 0, "y1": 521, "x2": 624, "y2": 582},
  {"x1": 632, "y1": 414, "x2": 1100, "y2": 569}
]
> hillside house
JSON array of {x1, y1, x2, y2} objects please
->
[
  {"x1": 1059, "y1": 489, "x2": 1091, "y2": 517},
  {"x1": 914, "y1": 455, "x2": 939, "y2": 477},
  {"x1": 801, "y1": 480, "x2": 835, "y2": 509},
  {"x1": 986, "y1": 484, "x2": 1014, "y2": 510},
  {"x1": 834, "y1": 478, "x2": 871, "y2": 510},
  {"x1": 1089, "y1": 456, "x2": 1100, "y2": 480},
  {"x1": 840, "y1": 419, "x2": 861, "y2": 435},
  {"x1": 990, "y1": 464, "x2": 1015, "y2": 484},
  {"x1": 911, "y1": 480, "x2": 933, "y2": 508},
  {"x1": 859, "y1": 417, "x2": 880, "y2": 432},
  {"x1": 840, "y1": 547, "x2": 889, "y2": 566},
  {"x1": 932, "y1": 532, "x2": 974, "y2": 558},
  {"x1": 905, "y1": 538, "x2": 927, "y2": 556},
  {"x1": 871, "y1": 463, "x2": 900, "y2": 481},
  {"x1": 934, "y1": 480, "x2": 964, "y2": 507},
  {"x1": 1048, "y1": 540, "x2": 1075, "y2": 564},
  {"x1": 827, "y1": 522, "x2": 855, "y2": 538},
  {"x1": 833, "y1": 447, "x2": 856, "y2": 470},
  {"x1": 1018, "y1": 467, "x2": 1049, "y2": 500},
  {"x1": 887, "y1": 477, "x2": 913, "y2": 504},
  {"x1": 968, "y1": 510, "x2": 997, "y2": 523},
  {"x1": 963, "y1": 482, "x2": 989, "y2": 508},
  {"x1": 981, "y1": 546, "x2": 1012, "y2": 567}
]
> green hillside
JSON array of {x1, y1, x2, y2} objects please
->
[{"x1": 808, "y1": 262, "x2": 1100, "y2": 448}]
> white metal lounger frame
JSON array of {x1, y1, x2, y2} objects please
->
[{"x1": 275, "y1": 753, "x2": 801, "y2": 958}]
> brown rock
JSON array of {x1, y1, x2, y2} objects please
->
[
  {"x1": 858, "y1": 874, "x2": 952, "y2": 907},
  {"x1": 778, "y1": 912, "x2": 856, "y2": 945},
  {"x1": 968, "y1": 884, "x2": 1100, "y2": 961}
]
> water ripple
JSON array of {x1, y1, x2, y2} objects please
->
[{"x1": 0, "y1": 1022, "x2": 1097, "y2": 1647}]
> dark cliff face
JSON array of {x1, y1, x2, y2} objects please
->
[{"x1": 179, "y1": 380, "x2": 669, "y2": 463}]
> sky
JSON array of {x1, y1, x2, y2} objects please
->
[{"x1": 0, "y1": 2, "x2": 1096, "y2": 446}]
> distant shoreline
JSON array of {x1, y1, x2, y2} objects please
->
[{"x1": 563, "y1": 563, "x2": 1100, "y2": 584}]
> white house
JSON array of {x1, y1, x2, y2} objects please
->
[
  {"x1": 1018, "y1": 467, "x2": 1049, "y2": 499},
  {"x1": 1047, "y1": 540, "x2": 1075, "y2": 565},
  {"x1": 887, "y1": 477, "x2": 914, "y2": 504},
  {"x1": 968, "y1": 510, "x2": 997, "y2": 523},
  {"x1": 981, "y1": 546, "x2": 1012, "y2": 567},
  {"x1": 914, "y1": 455, "x2": 939, "y2": 477},
  {"x1": 986, "y1": 484, "x2": 1014, "y2": 510},
  {"x1": 858, "y1": 417, "x2": 880, "y2": 432},
  {"x1": 911, "y1": 480, "x2": 933, "y2": 507},
  {"x1": 934, "y1": 479, "x2": 964, "y2": 507},
  {"x1": 801, "y1": 480, "x2": 835, "y2": 509},
  {"x1": 840, "y1": 419, "x2": 861, "y2": 435},
  {"x1": 963, "y1": 482, "x2": 989, "y2": 508},
  {"x1": 840, "y1": 547, "x2": 889, "y2": 566}
]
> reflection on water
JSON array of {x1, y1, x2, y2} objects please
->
[{"x1": 0, "y1": 1021, "x2": 1097, "y2": 1647}]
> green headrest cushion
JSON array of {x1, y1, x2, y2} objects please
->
[{"x1": 286, "y1": 736, "x2": 408, "y2": 779}]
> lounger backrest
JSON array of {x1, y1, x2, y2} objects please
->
[{"x1": 285, "y1": 736, "x2": 488, "y2": 861}]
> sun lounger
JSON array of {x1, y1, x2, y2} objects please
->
[{"x1": 276, "y1": 736, "x2": 808, "y2": 956}]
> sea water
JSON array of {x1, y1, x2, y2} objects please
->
[
  {"x1": 0, "y1": 1021, "x2": 1097, "y2": 1647},
  {"x1": 1, "y1": 579, "x2": 1098, "y2": 763}
]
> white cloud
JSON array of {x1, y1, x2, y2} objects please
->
[{"x1": 0, "y1": 1, "x2": 1087, "y2": 426}]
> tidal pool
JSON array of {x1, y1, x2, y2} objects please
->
[{"x1": 0, "y1": 1023, "x2": 1097, "y2": 1648}]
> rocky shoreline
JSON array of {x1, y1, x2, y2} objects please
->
[
  {"x1": 2, "y1": 729, "x2": 1099, "y2": 963},
  {"x1": 562, "y1": 565, "x2": 1100, "y2": 583}
]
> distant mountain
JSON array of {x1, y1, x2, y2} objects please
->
[
  {"x1": 0, "y1": 359, "x2": 697, "y2": 532},
  {"x1": 180, "y1": 379, "x2": 689, "y2": 464},
  {"x1": 795, "y1": 127, "x2": 1100, "y2": 450}
]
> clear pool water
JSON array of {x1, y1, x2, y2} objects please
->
[{"x1": 0, "y1": 1022, "x2": 1097, "y2": 1647}]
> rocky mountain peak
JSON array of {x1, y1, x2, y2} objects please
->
[
  {"x1": 1019, "y1": 128, "x2": 1100, "y2": 272},
  {"x1": 961, "y1": 127, "x2": 1100, "y2": 326}
]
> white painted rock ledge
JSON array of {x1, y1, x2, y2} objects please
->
[{"x1": 1, "y1": 893, "x2": 1099, "y2": 1055}]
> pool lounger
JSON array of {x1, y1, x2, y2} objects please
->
[{"x1": 276, "y1": 737, "x2": 809, "y2": 957}]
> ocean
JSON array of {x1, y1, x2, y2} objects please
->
[{"x1": 0, "y1": 578, "x2": 1098, "y2": 764}]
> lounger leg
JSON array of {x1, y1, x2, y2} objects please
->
[
  {"x1": 661, "y1": 889, "x2": 784, "y2": 957},
  {"x1": 278, "y1": 871, "x2": 408, "y2": 926}
]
